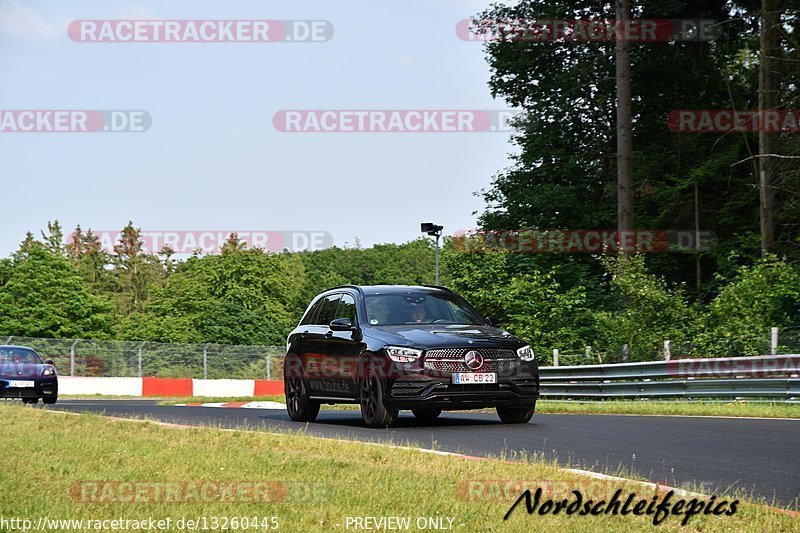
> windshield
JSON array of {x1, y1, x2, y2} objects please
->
[
  {"x1": 364, "y1": 291, "x2": 485, "y2": 326},
  {"x1": 0, "y1": 348, "x2": 41, "y2": 365}
]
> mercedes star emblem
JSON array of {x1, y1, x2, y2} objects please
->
[{"x1": 464, "y1": 350, "x2": 484, "y2": 371}]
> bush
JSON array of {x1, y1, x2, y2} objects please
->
[{"x1": 695, "y1": 256, "x2": 800, "y2": 356}]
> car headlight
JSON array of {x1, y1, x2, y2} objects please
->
[
  {"x1": 516, "y1": 345, "x2": 535, "y2": 361},
  {"x1": 385, "y1": 346, "x2": 423, "y2": 363},
  {"x1": 41, "y1": 365, "x2": 56, "y2": 376}
]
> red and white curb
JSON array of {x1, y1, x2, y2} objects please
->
[
  {"x1": 176, "y1": 401, "x2": 286, "y2": 409},
  {"x1": 57, "y1": 376, "x2": 284, "y2": 397}
]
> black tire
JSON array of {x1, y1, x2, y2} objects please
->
[
  {"x1": 43, "y1": 396, "x2": 57, "y2": 405},
  {"x1": 411, "y1": 408, "x2": 442, "y2": 422},
  {"x1": 360, "y1": 370, "x2": 398, "y2": 428},
  {"x1": 22, "y1": 398, "x2": 39, "y2": 405},
  {"x1": 285, "y1": 374, "x2": 320, "y2": 423},
  {"x1": 496, "y1": 403, "x2": 535, "y2": 424}
]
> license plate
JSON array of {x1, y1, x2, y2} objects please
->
[
  {"x1": 452, "y1": 373, "x2": 497, "y2": 384},
  {"x1": 7, "y1": 381, "x2": 35, "y2": 388}
]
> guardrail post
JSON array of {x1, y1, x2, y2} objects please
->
[
  {"x1": 203, "y1": 344, "x2": 209, "y2": 380},
  {"x1": 585, "y1": 346, "x2": 592, "y2": 362},
  {"x1": 771, "y1": 327, "x2": 778, "y2": 355},
  {"x1": 552, "y1": 348, "x2": 559, "y2": 367},
  {"x1": 267, "y1": 350, "x2": 271, "y2": 381},
  {"x1": 663, "y1": 340, "x2": 671, "y2": 361},
  {"x1": 622, "y1": 344, "x2": 629, "y2": 362},
  {"x1": 70, "y1": 339, "x2": 79, "y2": 376}
]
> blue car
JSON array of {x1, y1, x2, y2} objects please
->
[{"x1": 0, "y1": 345, "x2": 58, "y2": 404}]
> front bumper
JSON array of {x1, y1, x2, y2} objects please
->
[
  {"x1": 0, "y1": 377, "x2": 58, "y2": 399},
  {"x1": 385, "y1": 354, "x2": 539, "y2": 409}
]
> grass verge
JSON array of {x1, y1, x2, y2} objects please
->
[
  {"x1": 536, "y1": 400, "x2": 800, "y2": 418},
  {"x1": 1, "y1": 404, "x2": 796, "y2": 531}
]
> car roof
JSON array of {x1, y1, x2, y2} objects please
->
[
  {"x1": 327, "y1": 285, "x2": 453, "y2": 296},
  {"x1": 0, "y1": 345, "x2": 36, "y2": 350}
]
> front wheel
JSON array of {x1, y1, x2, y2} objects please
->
[
  {"x1": 496, "y1": 403, "x2": 535, "y2": 424},
  {"x1": 285, "y1": 375, "x2": 320, "y2": 423},
  {"x1": 360, "y1": 371, "x2": 398, "y2": 428},
  {"x1": 43, "y1": 396, "x2": 58, "y2": 405}
]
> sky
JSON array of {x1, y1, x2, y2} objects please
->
[{"x1": 0, "y1": 0, "x2": 520, "y2": 257}]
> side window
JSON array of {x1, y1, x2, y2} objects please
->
[
  {"x1": 316, "y1": 294, "x2": 342, "y2": 326},
  {"x1": 300, "y1": 298, "x2": 325, "y2": 326},
  {"x1": 335, "y1": 294, "x2": 357, "y2": 322}
]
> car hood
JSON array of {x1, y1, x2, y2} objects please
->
[
  {"x1": 0, "y1": 363, "x2": 50, "y2": 379},
  {"x1": 365, "y1": 324, "x2": 525, "y2": 349}
]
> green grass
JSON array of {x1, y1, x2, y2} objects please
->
[
  {"x1": 0, "y1": 404, "x2": 796, "y2": 532},
  {"x1": 536, "y1": 400, "x2": 800, "y2": 418}
]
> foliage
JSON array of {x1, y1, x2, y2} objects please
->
[
  {"x1": 695, "y1": 256, "x2": 800, "y2": 356},
  {"x1": 2, "y1": 220, "x2": 798, "y2": 363},
  {"x1": 444, "y1": 238, "x2": 594, "y2": 362},
  {"x1": 0, "y1": 243, "x2": 113, "y2": 338},
  {"x1": 117, "y1": 249, "x2": 305, "y2": 346},
  {"x1": 472, "y1": 0, "x2": 799, "y2": 292},
  {"x1": 591, "y1": 254, "x2": 697, "y2": 361}
]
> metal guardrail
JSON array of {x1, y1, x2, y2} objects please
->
[{"x1": 539, "y1": 355, "x2": 800, "y2": 400}]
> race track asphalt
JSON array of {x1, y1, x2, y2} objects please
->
[{"x1": 44, "y1": 400, "x2": 799, "y2": 507}]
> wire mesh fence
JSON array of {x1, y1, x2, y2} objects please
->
[
  {"x1": 540, "y1": 327, "x2": 797, "y2": 366},
  {"x1": 3, "y1": 336, "x2": 285, "y2": 380},
  {"x1": 5, "y1": 326, "x2": 796, "y2": 377}
]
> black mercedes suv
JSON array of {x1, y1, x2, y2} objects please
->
[{"x1": 283, "y1": 285, "x2": 539, "y2": 428}]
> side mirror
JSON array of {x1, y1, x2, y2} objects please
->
[
  {"x1": 485, "y1": 316, "x2": 499, "y2": 327},
  {"x1": 330, "y1": 318, "x2": 355, "y2": 331},
  {"x1": 45, "y1": 359, "x2": 55, "y2": 365}
]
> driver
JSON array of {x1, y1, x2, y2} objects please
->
[{"x1": 410, "y1": 304, "x2": 427, "y2": 323}]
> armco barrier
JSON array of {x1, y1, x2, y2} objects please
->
[{"x1": 539, "y1": 354, "x2": 800, "y2": 400}]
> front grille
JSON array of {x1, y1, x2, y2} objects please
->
[
  {"x1": 425, "y1": 348, "x2": 516, "y2": 360},
  {"x1": 424, "y1": 348, "x2": 518, "y2": 374}
]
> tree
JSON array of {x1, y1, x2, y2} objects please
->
[
  {"x1": 616, "y1": 0, "x2": 634, "y2": 242},
  {"x1": 696, "y1": 255, "x2": 800, "y2": 355},
  {"x1": 67, "y1": 225, "x2": 109, "y2": 287},
  {"x1": 0, "y1": 243, "x2": 113, "y2": 338},
  {"x1": 110, "y1": 221, "x2": 164, "y2": 314},
  {"x1": 473, "y1": 0, "x2": 762, "y2": 291},
  {"x1": 118, "y1": 248, "x2": 306, "y2": 345},
  {"x1": 443, "y1": 238, "x2": 595, "y2": 360},
  {"x1": 592, "y1": 254, "x2": 697, "y2": 360},
  {"x1": 41, "y1": 220, "x2": 65, "y2": 257}
]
